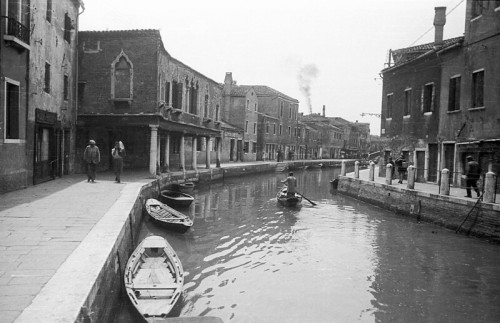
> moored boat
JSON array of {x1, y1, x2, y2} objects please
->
[
  {"x1": 307, "y1": 163, "x2": 323, "y2": 169},
  {"x1": 276, "y1": 187, "x2": 302, "y2": 207},
  {"x1": 124, "y1": 235, "x2": 184, "y2": 322},
  {"x1": 160, "y1": 190, "x2": 194, "y2": 208},
  {"x1": 145, "y1": 198, "x2": 193, "y2": 233},
  {"x1": 178, "y1": 182, "x2": 195, "y2": 194}
]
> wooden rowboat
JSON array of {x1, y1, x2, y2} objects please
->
[
  {"x1": 160, "y1": 190, "x2": 194, "y2": 208},
  {"x1": 124, "y1": 235, "x2": 184, "y2": 322},
  {"x1": 178, "y1": 182, "x2": 195, "y2": 194},
  {"x1": 145, "y1": 198, "x2": 193, "y2": 233},
  {"x1": 276, "y1": 187, "x2": 302, "y2": 207}
]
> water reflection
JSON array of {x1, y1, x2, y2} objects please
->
[{"x1": 118, "y1": 168, "x2": 500, "y2": 323}]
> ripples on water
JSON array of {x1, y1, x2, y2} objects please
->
[{"x1": 118, "y1": 168, "x2": 500, "y2": 323}]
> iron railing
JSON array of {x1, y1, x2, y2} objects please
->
[{"x1": 2, "y1": 16, "x2": 30, "y2": 44}]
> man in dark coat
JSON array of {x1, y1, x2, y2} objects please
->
[
  {"x1": 84, "y1": 139, "x2": 100, "y2": 182},
  {"x1": 464, "y1": 155, "x2": 481, "y2": 198}
]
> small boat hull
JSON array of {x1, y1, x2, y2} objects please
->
[
  {"x1": 277, "y1": 187, "x2": 302, "y2": 207},
  {"x1": 160, "y1": 190, "x2": 194, "y2": 208},
  {"x1": 145, "y1": 198, "x2": 193, "y2": 233},
  {"x1": 178, "y1": 182, "x2": 195, "y2": 194},
  {"x1": 124, "y1": 236, "x2": 184, "y2": 321}
]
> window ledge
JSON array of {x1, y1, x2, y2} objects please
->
[
  {"x1": 4, "y1": 139, "x2": 25, "y2": 144},
  {"x1": 447, "y1": 109, "x2": 461, "y2": 114},
  {"x1": 423, "y1": 112, "x2": 433, "y2": 116},
  {"x1": 403, "y1": 115, "x2": 411, "y2": 119},
  {"x1": 468, "y1": 106, "x2": 485, "y2": 111},
  {"x1": 386, "y1": 118, "x2": 392, "y2": 121}
]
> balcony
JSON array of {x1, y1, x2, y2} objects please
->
[{"x1": 2, "y1": 16, "x2": 30, "y2": 51}]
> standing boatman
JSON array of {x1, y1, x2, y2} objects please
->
[{"x1": 281, "y1": 172, "x2": 297, "y2": 197}]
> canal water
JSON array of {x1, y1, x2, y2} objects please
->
[{"x1": 116, "y1": 167, "x2": 500, "y2": 322}]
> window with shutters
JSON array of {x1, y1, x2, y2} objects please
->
[
  {"x1": 422, "y1": 83, "x2": 434, "y2": 114},
  {"x1": 44, "y1": 62, "x2": 51, "y2": 93},
  {"x1": 448, "y1": 76, "x2": 461, "y2": 112},
  {"x1": 404, "y1": 89, "x2": 411, "y2": 116},
  {"x1": 64, "y1": 13, "x2": 72, "y2": 43},
  {"x1": 471, "y1": 70, "x2": 484, "y2": 108},
  {"x1": 5, "y1": 79, "x2": 20, "y2": 140},
  {"x1": 386, "y1": 93, "x2": 393, "y2": 119}
]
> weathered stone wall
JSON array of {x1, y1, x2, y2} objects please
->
[{"x1": 336, "y1": 176, "x2": 500, "y2": 242}]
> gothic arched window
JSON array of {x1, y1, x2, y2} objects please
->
[{"x1": 111, "y1": 50, "x2": 133, "y2": 100}]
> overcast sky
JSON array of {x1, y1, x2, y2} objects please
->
[{"x1": 79, "y1": 0, "x2": 466, "y2": 135}]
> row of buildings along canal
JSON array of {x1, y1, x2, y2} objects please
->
[
  {"x1": 0, "y1": 0, "x2": 372, "y2": 195},
  {"x1": 2, "y1": 0, "x2": 500, "y2": 195}
]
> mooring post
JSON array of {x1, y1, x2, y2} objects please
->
[
  {"x1": 341, "y1": 160, "x2": 346, "y2": 176},
  {"x1": 440, "y1": 168, "x2": 450, "y2": 195},
  {"x1": 483, "y1": 167, "x2": 496, "y2": 203},
  {"x1": 407, "y1": 165, "x2": 416, "y2": 189},
  {"x1": 369, "y1": 161, "x2": 375, "y2": 181},
  {"x1": 385, "y1": 163, "x2": 393, "y2": 185},
  {"x1": 354, "y1": 161, "x2": 360, "y2": 179}
]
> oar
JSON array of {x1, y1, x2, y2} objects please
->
[{"x1": 296, "y1": 192, "x2": 317, "y2": 206}]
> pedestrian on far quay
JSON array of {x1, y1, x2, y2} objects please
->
[
  {"x1": 112, "y1": 141, "x2": 126, "y2": 183},
  {"x1": 464, "y1": 155, "x2": 481, "y2": 198},
  {"x1": 83, "y1": 139, "x2": 100, "y2": 183},
  {"x1": 395, "y1": 153, "x2": 407, "y2": 184}
]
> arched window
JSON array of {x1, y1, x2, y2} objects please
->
[{"x1": 111, "y1": 50, "x2": 133, "y2": 100}]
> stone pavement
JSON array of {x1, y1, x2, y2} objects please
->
[
  {"x1": 0, "y1": 171, "x2": 152, "y2": 323},
  {"x1": 347, "y1": 166, "x2": 500, "y2": 203}
]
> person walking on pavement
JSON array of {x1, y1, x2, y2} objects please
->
[
  {"x1": 112, "y1": 141, "x2": 126, "y2": 183},
  {"x1": 84, "y1": 139, "x2": 100, "y2": 182},
  {"x1": 281, "y1": 172, "x2": 297, "y2": 197},
  {"x1": 395, "y1": 153, "x2": 407, "y2": 184},
  {"x1": 464, "y1": 155, "x2": 481, "y2": 198}
]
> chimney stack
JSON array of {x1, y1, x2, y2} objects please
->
[
  {"x1": 322, "y1": 105, "x2": 325, "y2": 117},
  {"x1": 224, "y1": 72, "x2": 233, "y2": 85},
  {"x1": 433, "y1": 7, "x2": 446, "y2": 47}
]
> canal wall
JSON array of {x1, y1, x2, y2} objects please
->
[{"x1": 336, "y1": 176, "x2": 500, "y2": 243}]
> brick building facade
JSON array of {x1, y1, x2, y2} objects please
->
[
  {"x1": 380, "y1": 1, "x2": 500, "y2": 185},
  {"x1": 78, "y1": 30, "x2": 223, "y2": 177}
]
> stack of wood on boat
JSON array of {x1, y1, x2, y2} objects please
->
[
  {"x1": 145, "y1": 198, "x2": 193, "y2": 233},
  {"x1": 160, "y1": 190, "x2": 194, "y2": 208},
  {"x1": 276, "y1": 187, "x2": 302, "y2": 207},
  {"x1": 124, "y1": 235, "x2": 184, "y2": 322}
]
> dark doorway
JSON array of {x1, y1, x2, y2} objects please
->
[
  {"x1": 230, "y1": 139, "x2": 235, "y2": 161},
  {"x1": 416, "y1": 151, "x2": 425, "y2": 182},
  {"x1": 428, "y1": 144, "x2": 438, "y2": 182}
]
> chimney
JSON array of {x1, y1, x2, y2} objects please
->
[
  {"x1": 322, "y1": 105, "x2": 325, "y2": 117},
  {"x1": 433, "y1": 7, "x2": 446, "y2": 47},
  {"x1": 224, "y1": 72, "x2": 233, "y2": 86}
]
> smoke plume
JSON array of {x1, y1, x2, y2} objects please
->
[{"x1": 297, "y1": 64, "x2": 319, "y2": 114}]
